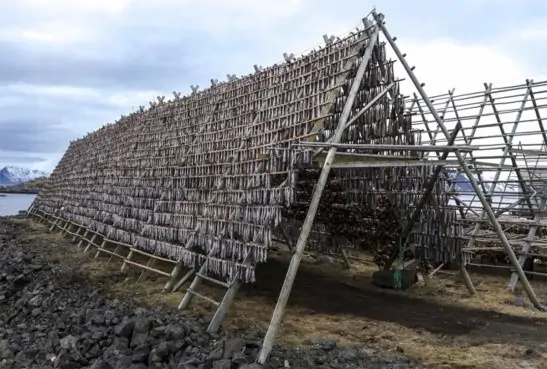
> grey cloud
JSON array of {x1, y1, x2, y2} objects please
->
[
  {"x1": 0, "y1": 22, "x2": 218, "y2": 170},
  {"x1": 0, "y1": 10, "x2": 281, "y2": 171},
  {"x1": 0, "y1": 85, "x2": 132, "y2": 163},
  {"x1": 0, "y1": 38, "x2": 200, "y2": 91},
  {"x1": 0, "y1": 119, "x2": 73, "y2": 153},
  {"x1": 0, "y1": 150, "x2": 52, "y2": 170},
  {"x1": 0, "y1": 153, "x2": 49, "y2": 164}
]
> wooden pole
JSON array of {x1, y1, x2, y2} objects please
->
[
  {"x1": 507, "y1": 182, "x2": 547, "y2": 291},
  {"x1": 207, "y1": 279, "x2": 242, "y2": 333},
  {"x1": 207, "y1": 249, "x2": 252, "y2": 333},
  {"x1": 163, "y1": 262, "x2": 184, "y2": 292},
  {"x1": 257, "y1": 25, "x2": 381, "y2": 364}
]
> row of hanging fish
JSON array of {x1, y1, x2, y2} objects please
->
[{"x1": 30, "y1": 27, "x2": 454, "y2": 283}]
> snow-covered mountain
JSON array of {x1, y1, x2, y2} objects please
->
[
  {"x1": 444, "y1": 171, "x2": 523, "y2": 194},
  {"x1": 443, "y1": 170, "x2": 529, "y2": 213},
  {"x1": 0, "y1": 166, "x2": 49, "y2": 186}
]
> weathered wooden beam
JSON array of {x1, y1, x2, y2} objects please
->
[{"x1": 257, "y1": 23, "x2": 380, "y2": 365}]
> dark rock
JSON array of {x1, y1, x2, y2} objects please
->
[
  {"x1": 86, "y1": 344, "x2": 100, "y2": 359},
  {"x1": 130, "y1": 332, "x2": 148, "y2": 349},
  {"x1": 14, "y1": 350, "x2": 33, "y2": 368},
  {"x1": 148, "y1": 342, "x2": 169, "y2": 364},
  {"x1": 238, "y1": 364, "x2": 263, "y2": 369},
  {"x1": 114, "y1": 355, "x2": 132, "y2": 369},
  {"x1": 167, "y1": 340, "x2": 186, "y2": 354},
  {"x1": 212, "y1": 359, "x2": 232, "y2": 369},
  {"x1": 155, "y1": 341, "x2": 170, "y2": 358},
  {"x1": 0, "y1": 339, "x2": 14, "y2": 359},
  {"x1": 54, "y1": 349, "x2": 81, "y2": 369},
  {"x1": 128, "y1": 363, "x2": 148, "y2": 369},
  {"x1": 177, "y1": 364, "x2": 198, "y2": 369},
  {"x1": 231, "y1": 353, "x2": 247, "y2": 366},
  {"x1": 103, "y1": 344, "x2": 131, "y2": 362},
  {"x1": 133, "y1": 317, "x2": 151, "y2": 334},
  {"x1": 223, "y1": 338, "x2": 244, "y2": 359},
  {"x1": 0, "y1": 219, "x2": 421, "y2": 369},
  {"x1": 86, "y1": 310, "x2": 106, "y2": 326},
  {"x1": 28, "y1": 295, "x2": 43, "y2": 307},
  {"x1": 114, "y1": 320, "x2": 134, "y2": 339},
  {"x1": 45, "y1": 335, "x2": 60, "y2": 354},
  {"x1": 311, "y1": 339, "x2": 336, "y2": 351},
  {"x1": 60, "y1": 335, "x2": 78, "y2": 350},
  {"x1": 150, "y1": 326, "x2": 166, "y2": 338},
  {"x1": 205, "y1": 341, "x2": 224, "y2": 369},
  {"x1": 177, "y1": 357, "x2": 201, "y2": 369},
  {"x1": 89, "y1": 360, "x2": 113, "y2": 369},
  {"x1": 165, "y1": 325, "x2": 186, "y2": 341},
  {"x1": 112, "y1": 337, "x2": 129, "y2": 350},
  {"x1": 132, "y1": 344, "x2": 150, "y2": 363}
]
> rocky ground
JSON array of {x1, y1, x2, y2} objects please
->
[{"x1": 0, "y1": 216, "x2": 421, "y2": 369}]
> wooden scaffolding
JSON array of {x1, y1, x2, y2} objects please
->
[{"x1": 25, "y1": 9, "x2": 547, "y2": 366}]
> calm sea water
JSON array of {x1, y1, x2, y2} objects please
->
[{"x1": 0, "y1": 193, "x2": 36, "y2": 216}]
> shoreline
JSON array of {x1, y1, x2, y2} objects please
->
[{"x1": 0, "y1": 189, "x2": 39, "y2": 195}]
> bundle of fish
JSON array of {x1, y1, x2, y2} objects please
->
[{"x1": 280, "y1": 168, "x2": 407, "y2": 267}]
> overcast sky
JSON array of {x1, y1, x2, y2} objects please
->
[{"x1": 0, "y1": 0, "x2": 546, "y2": 172}]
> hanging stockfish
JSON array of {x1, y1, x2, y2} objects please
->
[{"x1": 33, "y1": 24, "x2": 465, "y2": 284}]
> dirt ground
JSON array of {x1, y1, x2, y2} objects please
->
[{"x1": 17, "y1": 218, "x2": 547, "y2": 369}]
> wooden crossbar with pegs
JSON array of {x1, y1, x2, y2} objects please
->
[{"x1": 121, "y1": 247, "x2": 183, "y2": 291}]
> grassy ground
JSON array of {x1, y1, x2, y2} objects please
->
[{"x1": 15, "y1": 218, "x2": 547, "y2": 369}]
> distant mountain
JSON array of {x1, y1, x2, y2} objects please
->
[
  {"x1": 443, "y1": 170, "x2": 530, "y2": 212},
  {"x1": 443, "y1": 170, "x2": 523, "y2": 194},
  {"x1": 0, "y1": 166, "x2": 49, "y2": 187}
]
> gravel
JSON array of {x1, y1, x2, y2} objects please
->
[{"x1": 0, "y1": 216, "x2": 421, "y2": 369}]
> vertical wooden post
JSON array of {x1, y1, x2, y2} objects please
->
[
  {"x1": 77, "y1": 230, "x2": 89, "y2": 248},
  {"x1": 508, "y1": 182, "x2": 547, "y2": 291},
  {"x1": 121, "y1": 250, "x2": 134, "y2": 272},
  {"x1": 207, "y1": 249, "x2": 252, "y2": 333},
  {"x1": 171, "y1": 269, "x2": 195, "y2": 292},
  {"x1": 94, "y1": 239, "x2": 106, "y2": 258},
  {"x1": 137, "y1": 258, "x2": 156, "y2": 282},
  {"x1": 207, "y1": 279, "x2": 242, "y2": 333},
  {"x1": 71, "y1": 225, "x2": 81, "y2": 242},
  {"x1": 257, "y1": 25, "x2": 380, "y2": 364},
  {"x1": 163, "y1": 262, "x2": 184, "y2": 292},
  {"x1": 84, "y1": 234, "x2": 97, "y2": 253},
  {"x1": 459, "y1": 264, "x2": 476, "y2": 295},
  {"x1": 178, "y1": 246, "x2": 220, "y2": 309},
  {"x1": 108, "y1": 244, "x2": 122, "y2": 262}
]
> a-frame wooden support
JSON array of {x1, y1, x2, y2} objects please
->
[
  {"x1": 370, "y1": 11, "x2": 544, "y2": 310},
  {"x1": 257, "y1": 21, "x2": 382, "y2": 363},
  {"x1": 256, "y1": 9, "x2": 546, "y2": 364}
]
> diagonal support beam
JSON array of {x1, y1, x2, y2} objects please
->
[
  {"x1": 464, "y1": 85, "x2": 534, "y2": 264},
  {"x1": 257, "y1": 24, "x2": 381, "y2": 364},
  {"x1": 484, "y1": 82, "x2": 534, "y2": 217},
  {"x1": 383, "y1": 123, "x2": 462, "y2": 270},
  {"x1": 373, "y1": 10, "x2": 545, "y2": 311}
]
